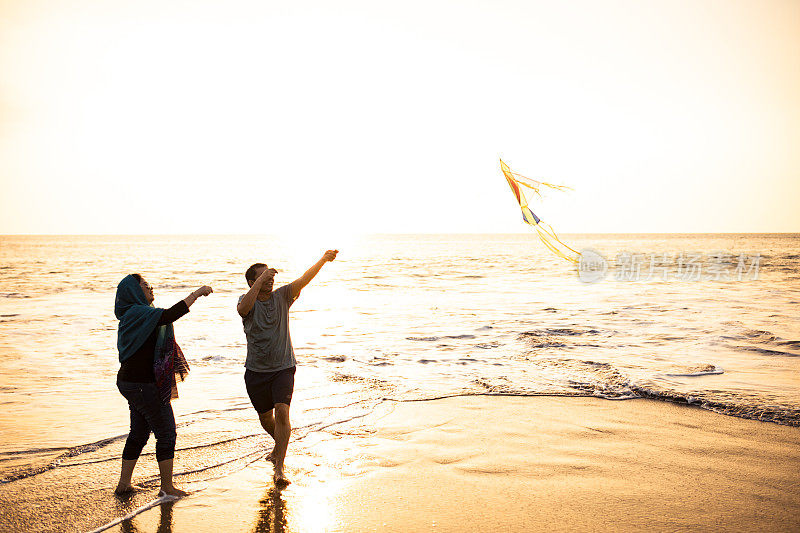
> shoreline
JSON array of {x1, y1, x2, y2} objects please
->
[
  {"x1": 102, "y1": 395, "x2": 800, "y2": 532},
  {"x1": 381, "y1": 391, "x2": 800, "y2": 428}
]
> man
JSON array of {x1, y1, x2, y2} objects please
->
[{"x1": 237, "y1": 249, "x2": 338, "y2": 485}]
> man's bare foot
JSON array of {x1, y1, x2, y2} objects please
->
[
  {"x1": 266, "y1": 448, "x2": 276, "y2": 463},
  {"x1": 273, "y1": 469, "x2": 290, "y2": 486},
  {"x1": 159, "y1": 486, "x2": 189, "y2": 497}
]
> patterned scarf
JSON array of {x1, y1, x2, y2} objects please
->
[{"x1": 153, "y1": 323, "x2": 190, "y2": 404}]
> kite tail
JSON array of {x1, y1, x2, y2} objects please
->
[
  {"x1": 510, "y1": 172, "x2": 573, "y2": 193},
  {"x1": 535, "y1": 222, "x2": 580, "y2": 264},
  {"x1": 538, "y1": 221, "x2": 580, "y2": 255}
]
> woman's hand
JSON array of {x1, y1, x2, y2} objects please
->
[
  {"x1": 194, "y1": 285, "x2": 213, "y2": 297},
  {"x1": 184, "y1": 285, "x2": 213, "y2": 307}
]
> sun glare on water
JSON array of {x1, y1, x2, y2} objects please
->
[{"x1": 276, "y1": 230, "x2": 363, "y2": 271}]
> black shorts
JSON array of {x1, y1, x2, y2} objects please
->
[{"x1": 244, "y1": 366, "x2": 296, "y2": 414}]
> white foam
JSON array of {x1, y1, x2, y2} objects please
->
[
  {"x1": 663, "y1": 366, "x2": 724, "y2": 377},
  {"x1": 85, "y1": 494, "x2": 179, "y2": 533}
]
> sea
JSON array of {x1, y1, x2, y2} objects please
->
[{"x1": 0, "y1": 233, "x2": 798, "y2": 531}]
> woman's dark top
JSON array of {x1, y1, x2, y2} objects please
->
[{"x1": 117, "y1": 301, "x2": 189, "y2": 383}]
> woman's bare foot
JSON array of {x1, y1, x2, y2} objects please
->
[
  {"x1": 159, "y1": 486, "x2": 189, "y2": 497},
  {"x1": 114, "y1": 483, "x2": 134, "y2": 495}
]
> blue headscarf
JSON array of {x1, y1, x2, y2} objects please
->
[{"x1": 115, "y1": 274, "x2": 164, "y2": 363}]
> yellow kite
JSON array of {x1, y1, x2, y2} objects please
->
[{"x1": 500, "y1": 159, "x2": 580, "y2": 264}]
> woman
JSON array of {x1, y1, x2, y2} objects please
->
[{"x1": 114, "y1": 273, "x2": 212, "y2": 497}]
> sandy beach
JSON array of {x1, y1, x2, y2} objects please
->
[
  {"x1": 2, "y1": 0, "x2": 799, "y2": 526},
  {"x1": 81, "y1": 395, "x2": 800, "y2": 533}
]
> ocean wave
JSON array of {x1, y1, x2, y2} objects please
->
[
  {"x1": 519, "y1": 327, "x2": 601, "y2": 337},
  {"x1": 330, "y1": 371, "x2": 394, "y2": 391},
  {"x1": 525, "y1": 341, "x2": 568, "y2": 349},
  {"x1": 474, "y1": 342, "x2": 500, "y2": 349},
  {"x1": 518, "y1": 327, "x2": 607, "y2": 351},
  {"x1": 0, "y1": 445, "x2": 70, "y2": 458},
  {"x1": 543, "y1": 358, "x2": 798, "y2": 424},
  {"x1": 563, "y1": 361, "x2": 798, "y2": 425},
  {"x1": 199, "y1": 355, "x2": 230, "y2": 363},
  {"x1": 777, "y1": 339, "x2": 800, "y2": 349},
  {"x1": 662, "y1": 364, "x2": 724, "y2": 377},
  {"x1": 0, "y1": 434, "x2": 127, "y2": 483},
  {"x1": 391, "y1": 388, "x2": 800, "y2": 427},
  {"x1": 406, "y1": 334, "x2": 477, "y2": 341},
  {"x1": 741, "y1": 328, "x2": 778, "y2": 341},
  {"x1": 730, "y1": 346, "x2": 798, "y2": 357},
  {"x1": 717, "y1": 326, "x2": 800, "y2": 356},
  {"x1": 391, "y1": 356, "x2": 799, "y2": 426}
]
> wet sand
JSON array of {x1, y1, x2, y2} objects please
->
[{"x1": 97, "y1": 395, "x2": 800, "y2": 533}]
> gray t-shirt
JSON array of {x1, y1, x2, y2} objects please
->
[{"x1": 238, "y1": 284, "x2": 298, "y2": 373}]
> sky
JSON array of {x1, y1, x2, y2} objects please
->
[{"x1": 0, "y1": 0, "x2": 798, "y2": 235}]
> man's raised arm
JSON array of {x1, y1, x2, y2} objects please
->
[
  {"x1": 289, "y1": 250, "x2": 338, "y2": 300},
  {"x1": 237, "y1": 268, "x2": 276, "y2": 318}
]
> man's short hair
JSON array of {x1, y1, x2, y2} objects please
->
[{"x1": 245, "y1": 263, "x2": 267, "y2": 285}]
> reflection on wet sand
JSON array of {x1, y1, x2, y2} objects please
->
[
  {"x1": 252, "y1": 487, "x2": 288, "y2": 533},
  {"x1": 104, "y1": 452, "x2": 339, "y2": 533},
  {"x1": 120, "y1": 499, "x2": 176, "y2": 533}
]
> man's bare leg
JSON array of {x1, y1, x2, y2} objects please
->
[
  {"x1": 272, "y1": 403, "x2": 291, "y2": 485},
  {"x1": 258, "y1": 410, "x2": 276, "y2": 462}
]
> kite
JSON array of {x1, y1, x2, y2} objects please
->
[{"x1": 500, "y1": 158, "x2": 580, "y2": 264}]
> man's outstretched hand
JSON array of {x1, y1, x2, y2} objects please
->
[{"x1": 323, "y1": 250, "x2": 338, "y2": 262}]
